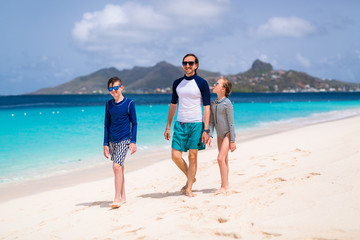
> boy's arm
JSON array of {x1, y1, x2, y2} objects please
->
[
  {"x1": 129, "y1": 101, "x2": 137, "y2": 155},
  {"x1": 104, "y1": 103, "x2": 110, "y2": 146},
  {"x1": 129, "y1": 101, "x2": 137, "y2": 144},
  {"x1": 103, "y1": 102, "x2": 110, "y2": 158}
]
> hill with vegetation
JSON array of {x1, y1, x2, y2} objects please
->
[
  {"x1": 30, "y1": 60, "x2": 359, "y2": 94},
  {"x1": 206, "y1": 59, "x2": 360, "y2": 93}
]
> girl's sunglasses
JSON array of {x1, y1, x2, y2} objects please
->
[{"x1": 108, "y1": 85, "x2": 122, "y2": 91}]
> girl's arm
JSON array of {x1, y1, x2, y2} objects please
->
[
  {"x1": 226, "y1": 100, "x2": 236, "y2": 143},
  {"x1": 208, "y1": 104, "x2": 215, "y2": 147}
]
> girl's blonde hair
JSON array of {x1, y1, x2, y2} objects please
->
[{"x1": 221, "y1": 78, "x2": 232, "y2": 98}]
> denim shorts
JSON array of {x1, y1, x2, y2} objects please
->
[{"x1": 172, "y1": 121, "x2": 205, "y2": 152}]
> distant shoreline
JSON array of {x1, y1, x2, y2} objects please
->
[{"x1": 15, "y1": 89, "x2": 360, "y2": 97}]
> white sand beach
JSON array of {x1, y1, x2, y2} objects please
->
[{"x1": 1, "y1": 115, "x2": 360, "y2": 239}]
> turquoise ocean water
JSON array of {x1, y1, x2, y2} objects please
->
[{"x1": 1, "y1": 93, "x2": 360, "y2": 183}]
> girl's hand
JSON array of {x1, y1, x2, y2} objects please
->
[
  {"x1": 207, "y1": 137, "x2": 213, "y2": 147},
  {"x1": 103, "y1": 145, "x2": 110, "y2": 159},
  {"x1": 129, "y1": 143, "x2": 137, "y2": 155},
  {"x1": 230, "y1": 142, "x2": 236, "y2": 152}
]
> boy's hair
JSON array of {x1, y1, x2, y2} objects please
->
[
  {"x1": 183, "y1": 53, "x2": 199, "y2": 75},
  {"x1": 221, "y1": 78, "x2": 232, "y2": 98},
  {"x1": 107, "y1": 76, "x2": 122, "y2": 88}
]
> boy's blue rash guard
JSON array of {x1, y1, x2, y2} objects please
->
[{"x1": 103, "y1": 97, "x2": 137, "y2": 146}]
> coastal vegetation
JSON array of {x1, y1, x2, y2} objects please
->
[{"x1": 30, "y1": 60, "x2": 360, "y2": 95}]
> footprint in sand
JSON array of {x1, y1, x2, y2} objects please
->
[
  {"x1": 262, "y1": 231, "x2": 282, "y2": 237},
  {"x1": 217, "y1": 217, "x2": 229, "y2": 223},
  {"x1": 293, "y1": 148, "x2": 312, "y2": 156},
  {"x1": 303, "y1": 172, "x2": 321, "y2": 179},
  {"x1": 234, "y1": 171, "x2": 245, "y2": 176},
  {"x1": 214, "y1": 189, "x2": 240, "y2": 196},
  {"x1": 268, "y1": 177, "x2": 286, "y2": 183},
  {"x1": 112, "y1": 224, "x2": 131, "y2": 231},
  {"x1": 124, "y1": 227, "x2": 145, "y2": 235},
  {"x1": 214, "y1": 231, "x2": 241, "y2": 239}
]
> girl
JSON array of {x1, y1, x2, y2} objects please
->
[{"x1": 208, "y1": 78, "x2": 236, "y2": 194}]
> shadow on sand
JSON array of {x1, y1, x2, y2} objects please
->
[{"x1": 138, "y1": 188, "x2": 217, "y2": 199}]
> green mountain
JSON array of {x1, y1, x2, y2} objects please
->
[
  {"x1": 206, "y1": 59, "x2": 360, "y2": 93},
  {"x1": 30, "y1": 59, "x2": 360, "y2": 94},
  {"x1": 30, "y1": 61, "x2": 221, "y2": 94}
]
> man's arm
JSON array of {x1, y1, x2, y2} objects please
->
[
  {"x1": 201, "y1": 105, "x2": 210, "y2": 144},
  {"x1": 164, "y1": 103, "x2": 177, "y2": 140},
  {"x1": 203, "y1": 105, "x2": 210, "y2": 130}
]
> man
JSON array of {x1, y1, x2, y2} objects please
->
[{"x1": 164, "y1": 53, "x2": 210, "y2": 197}]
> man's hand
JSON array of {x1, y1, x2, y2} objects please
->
[
  {"x1": 164, "y1": 128, "x2": 171, "y2": 140},
  {"x1": 201, "y1": 132, "x2": 209, "y2": 145}
]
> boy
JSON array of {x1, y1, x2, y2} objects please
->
[{"x1": 104, "y1": 76, "x2": 137, "y2": 208}]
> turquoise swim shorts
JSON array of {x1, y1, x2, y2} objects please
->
[{"x1": 172, "y1": 121, "x2": 206, "y2": 152}]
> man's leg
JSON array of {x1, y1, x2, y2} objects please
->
[
  {"x1": 185, "y1": 149, "x2": 198, "y2": 197},
  {"x1": 172, "y1": 148, "x2": 192, "y2": 192},
  {"x1": 171, "y1": 148, "x2": 188, "y2": 176}
]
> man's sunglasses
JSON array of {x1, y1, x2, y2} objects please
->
[
  {"x1": 108, "y1": 85, "x2": 122, "y2": 91},
  {"x1": 182, "y1": 61, "x2": 195, "y2": 66}
]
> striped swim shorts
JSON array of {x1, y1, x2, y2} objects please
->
[{"x1": 109, "y1": 139, "x2": 131, "y2": 166}]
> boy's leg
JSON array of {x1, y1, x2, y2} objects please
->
[
  {"x1": 216, "y1": 135, "x2": 230, "y2": 193},
  {"x1": 185, "y1": 149, "x2": 198, "y2": 197},
  {"x1": 113, "y1": 162, "x2": 123, "y2": 203},
  {"x1": 120, "y1": 165, "x2": 126, "y2": 204}
]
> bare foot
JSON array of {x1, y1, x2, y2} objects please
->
[
  {"x1": 185, "y1": 190, "x2": 197, "y2": 197},
  {"x1": 180, "y1": 178, "x2": 196, "y2": 193},
  {"x1": 109, "y1": 199, "x2": 126, "y2": 208},
  {"x1": 215, "y1": 186, "x2": 229, "y2": 195}
]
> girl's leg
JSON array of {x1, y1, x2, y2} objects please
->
[{"x1": 216, "y1": 134, "x2": 230, "y2": 193}]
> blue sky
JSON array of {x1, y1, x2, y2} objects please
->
[{"x1": 1, "y1": 0, "x2": 359, "y2": 95}]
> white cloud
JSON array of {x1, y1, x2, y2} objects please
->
[
  {"x1": 71, "y1": 1, "x2": 229, "y2": 68},
  {"x1": 72, "y1": 3, "x2": 168, "y2": 43},
  {"x1": 256, "y1": 16, "x2": 317, "y2": 38},
  {"x1": 163, "y1": 0, "x2": 229, "y2": 21},
  {"x1": 296, "y1": 53, "x2": 311, "y2": 68}
]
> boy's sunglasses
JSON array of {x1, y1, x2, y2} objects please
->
[
  {"x1": 108, "y1": 85, "x2": 122, "y2": 91},
  {"x1": 182, "y1": 61, "x2": 195, "y2": 66}
]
